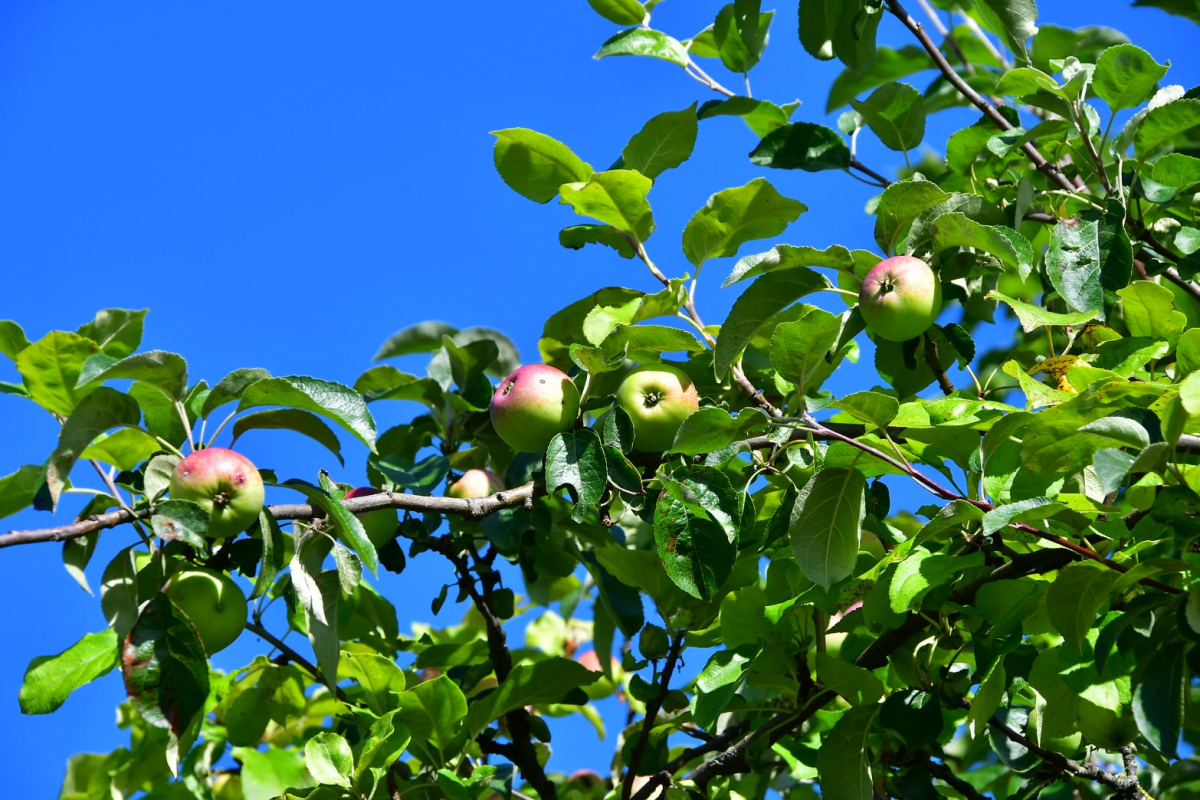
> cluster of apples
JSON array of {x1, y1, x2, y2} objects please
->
[{"x1": 488, "y1": 362, "x2": 699, "y2": 455}]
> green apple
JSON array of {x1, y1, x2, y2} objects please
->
[
  {"x1": 1076, "y1": 677, "x2": 1139, "y2": 751},
  {"x1": 859, "y1": 255, "x2": 943, "y2": 342},
  {"x1": 343, "y1": 487, "x2": 398, "y2": 547},
  {"x1": 163, "y1": 566, "x2": 248, "y2": 655},
  {"x1": 169, "y1": 448, "x2": 265, "y2": 539},
  {"x1": 489, "y1": 364, "x2": 581, "y2": 453},
  {"x1": 447, "y1": 469, "x2": 505, "y2": 499},
  {"x1": 615, "y1": 364, "x2": 700, "y2": 452},
  {"x1": 1027, "y1": 705, "x2": 1084, "y2": 758}
]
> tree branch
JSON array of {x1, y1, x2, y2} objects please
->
[
  {"x1": 923, "y1": 335, "x2": 956, "y2": 395},
  {"x1": 914, "y1": 751, "x2": 988, "y2": 800},
  {"x1": 430, "y1": 537, "x2": 558, "y2": 800},
  {"x1": 885, "y1": 0, "x2": 1076, "y2": 193},
  {"x1": 622, "y1": 631, "x2": 686, "y2": 800},
  {"x1": 1, "y1": 481, "x2": 540, "y2": 550},
  {"x1": 986, "y1": 715, "x2": 1143, "y2": 795}
]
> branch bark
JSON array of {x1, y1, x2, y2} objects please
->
[{"x1": 622, "y1": 631, "x2": 686, "y2": 800}]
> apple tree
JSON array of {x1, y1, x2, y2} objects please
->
[{"x1": 5, "y1": 0, "x2": 1200, "y2": 798}]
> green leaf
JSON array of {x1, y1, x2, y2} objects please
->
[
  {"x1": 121, "y1": 594, "x2": 209, "y2": 737},
  {"x1": 230, "y1": 409, "x2": 344, "y2": 466},
  {"x1": 76, "y1": 350, "x2": 188, "y2": 400},
  {"x1": 654, "y1": 490, "x2": 736, "y2": 600},
  {"x1": 1132, "y1": 0, "x2": 1200, "y2": 23},
  {"x1": 0, "y1": 320, "x2": 31, "y2": 361},
  {"x1": 683, "y1": 178, "x2": 806, "y2": 270},
  {"x1": 890, "y1": 550, "x2": 984, "y2": 612},
  {"x1": 559, "y1": 224, "x2": 637, "y2": 258},
  {"x1": 831, "y1": 391, "x2": 899, "y2": 430},
  {"x1": 874, "y1": 179, "x2": 953, "y2": 255},
  {"x1": 304, "y1": 732, "x2": 353, "y2": 788},
  {"x1": 150, "y1": 499, "x2": 210, "y2": 550},
  {"x1": 815, "y1": 652, "x2": 885, "y2": 706},
  {"x1": 79, "y1": 428, "x2": 159, "y2": 472},
  {"x1": 1152, "y1": 152, "x2": 1200, "y2": 189},
  {"x1": 1046, "y1": 562, "x2": 1117, "y2": 651},
  {"x1": 790, "y1": 467, "x2": 866, "y2": 589},
  {"x1": 662, "y1": 464, "x2": 742, "y2": 545},
  {"x1": 987, "y1": 290, "x2": 1098, "y2": 332},
  {"x1": 19, "y1": 629, "x2": 118, "y2": 715},
  {"x1": 621, "y1": 104, "x2": 698, "y2": 180},
  {"x1": 465, "y1": 659, "x2": 597, "y2": 735},
  {"x1": 76, "y1": 309, "x2": 147, "y2": 358},
  {"x1": 586, "y1": 0, "x2": 645, "y2": 25},
  {"x1": 970, "y1": 659, "x2": 1006, "y2": 738},
  {"x1": 100, "y1": 546, "x2": 141, "y2": 642},
  {"x1": 749, "y1": 122, "x2": 851, "y2": 171},
  {"x1": 238, "y1": 375, "x2": 376, "y2": 452},
  {"x1": 374, "y1": 321, "x2": 458, "y2": 360},
  {"x1": 692, "y1": 650, "x2": 750, "y2": 732},
  {"x1": 827, "y1": 45, "x2": 929, "y2": 112},
  {"x1": 1094, "y1": 44, "x2": 1170, "y2": 112},
  {"x1": 927, "y1": 213, "x2": 1033, "y2": 274},
  {"x1": 697, "y1": 97, "x2": 797, "y2": 138},
  {"x1": 234, "y1": 746, "x2": 314, "y2": 800},
  {"x1": 798, "y1": 0, "x2": 839, "y2": 60},
  {"x1": 16, "y1": 331, "x2": 100, "y2": 416},
  {"x1": 45, "y1": 387, "x2": 141, "y2": 509},
  {"x1": 356, "y1": 712, "x2": 410, "y2": 778},
  {"x1": 967, "y1": 0, "x2": 1039, "y2": 64},
  {"x1": 1134, "y1": 99, "x2": 1200, "y2": 159},
  {"x1": 1133, "y1": 643, "x2": 1185, "y2": 758},
  {"x1": 724, "y1": 243, "x2": 853, "y2": 286},
  {"x1": 0, "y1": 464, "x2": 46, "y2": 520},
  {"x1": 1118, "y1": 280, "x2": 1186, "y2": 347},
  {"x1": 713, "y1": 4, "x2": 773, "y2": 73},
  {"x1": 559, "y1": 169, "x2": 655, "y2": 242},
  {"x1": 62, "y1": 530, "x2": 98, "y2": 594},
  {"x1": 251, "y1": 509, "x2": 285, "y2": 601},
  {"x1": 770, "y1": 308, "x2": 843, "y2": 394},
  {"x1": 491, "y1": 128, "x2": 593, "y2": 204},
  {"x1": 713, "y1": 268, "x2": 830, "y2": 379},
  {"x1": 831, "y1": 0, "x2": 882, "y2": 71},
  {"x1": 594, "y1": 27, "x2": 690, "y2": 66},
  {"x1": 354, "y1": 366, "x2": 444, "y2": 408},
  {"x1": 546, "y1": 429, "x2": 607, "y2": 523},
  {"x1": 669, "y1": 407, "x2": 743, "y2": 455},
  {"x1": 1044, "y1": 205, "x2": 1132, "y2": 320},
  {"x1": 850, "y1": 82, "x2": 925, "y2": 151},
  {"x1": 817, "y1": 705, "x2": 879, "y2": 800}
]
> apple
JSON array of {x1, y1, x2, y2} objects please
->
[
  {"x1": 163, "y1": 566, "x2": 248, "y2": 655},
  {"x1": 858, "y1": 255, "x2": 943, "y2": 342},
  {"x1": 447, "y1": 469, "x2": 505, "y2": 499},
  {"x1": 614, "y1": 364, "x2": 699, "y2": 452},
  {"x1": 343, "y1": 487, "x2": 398, "y2": 547},
  {"x1": 575, "y1": 649, "x2": 623, "y2": 700},
  {"x1": 1026, "y1": 705, "x2": 1084, "y2": 758},
  {"x1": 489, "y1": 364, "x2": 581, "y2": 453},
  {"x1": 1076, "y1": 678, "x2": 1138, "y2": 750},
  {"x1": 169, "y1": 448, "x2": 265, "y2": 539}
]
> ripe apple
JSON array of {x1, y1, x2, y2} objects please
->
[
  {"x1": 169, "y1": 448, "x2": 265, "y2": 539},
  {"x1": 343, "y1": 487, "x2": 398, "y2": 547},
  {"x1": 447, "y1": 469, "x2": 504, "y2": 499},
  {"x1": 615, "y1": 364, "x2": 699, "y2": 452},
  {"x1": 858, "y1": 255, "x2": 943, "y2": 342},
  {"x1": 575, "y1": 649, "x2": 623, "y2": 700},
  {"x1": 489, "y1": 364, "x2": 581, "y2": 453},
  {"x1": 163, "y1": 566, "x2": 248, "y2": 655}
]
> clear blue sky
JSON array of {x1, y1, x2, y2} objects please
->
[{"x1": 1, "y1": 1, "x2": 1197, "y2": 796}]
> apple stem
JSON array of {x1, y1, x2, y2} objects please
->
[{"x1": 174, "y1": 400, "x2": 197, "y2": 452}]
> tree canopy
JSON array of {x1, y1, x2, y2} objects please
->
[{"x1": 6, "y1": 1, "x2": 1200, "y2": 798}]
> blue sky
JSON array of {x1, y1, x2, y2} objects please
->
[{"x1": 1, "y1": 1, "x2": 1198, "y2": 796}]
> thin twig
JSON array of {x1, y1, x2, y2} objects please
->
[
  {"x1": 849, "y1": 159, "x2": 892, "y2": 187},
  {"x1": 923, "y1": 335, "x2": 956, "y2": 395},
  {"x1": 622, "y1": 632, "x2": 686, "y2": 800},
  {"x1": 885, "y1": 0, "x2": 1075, "y2": 193},
  {"x1": 915, "y1": 751, "x2": 988, "y2": 800}
]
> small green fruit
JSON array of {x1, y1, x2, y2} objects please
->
[
  {"x1": 163, "y1": 566, "x2": 248, "y2": 656},
  {"x1": 343, "y1": 487, "x2": 398, "y2": 547}
]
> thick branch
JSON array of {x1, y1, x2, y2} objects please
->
[
  {"x1": 986, "y1": 715, "x2": 1142, "y2": 795},
  {"x1": 1, "y1": 481, "x2": 539, "y2": 550},
  {"x1": 431, "y1": 538, "x2": 558, "y2": 800}
]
